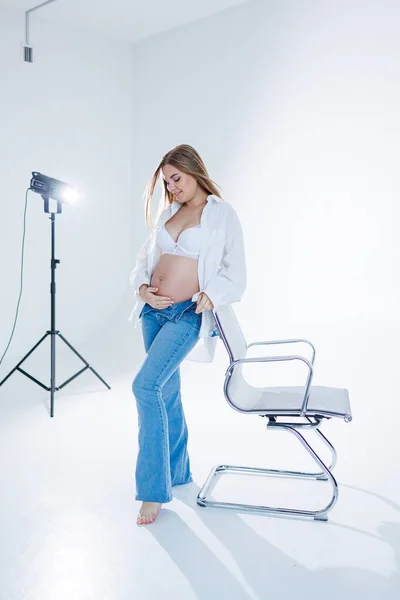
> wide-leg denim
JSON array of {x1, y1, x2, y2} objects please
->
[{"x1": 132, "y1": 298, "x2": 201, "y2": 503}]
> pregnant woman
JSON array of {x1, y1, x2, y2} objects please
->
[{"x1": 129, "y1": 144, "x2": 247, "y2": 525}]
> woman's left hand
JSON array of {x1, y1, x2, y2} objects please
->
[{"x1": 195, "y1": 292, "x2": 214, "y2": 314}]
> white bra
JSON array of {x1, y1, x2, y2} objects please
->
[{"x1": 156, "y1": 224, "x2": 202, "y2": 258}]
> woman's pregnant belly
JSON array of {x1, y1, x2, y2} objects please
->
[{"x1": 150, "y1": 253, "x2": 200, "y2": 303}]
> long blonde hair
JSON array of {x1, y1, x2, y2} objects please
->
[{"x1": 143, "y1": 144, "x2": 224, "y2": 230}]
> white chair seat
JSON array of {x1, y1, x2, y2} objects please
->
[{"x1": 227, "y1": 376, "x2": 351, "y2": 418}]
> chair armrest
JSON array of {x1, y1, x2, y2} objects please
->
[
  {"x1": 225, "y1": 354, "x2": 313, "y2": 416},
  {"x1": 247, "y1": 338, "x2": 316, "y2": 365}
]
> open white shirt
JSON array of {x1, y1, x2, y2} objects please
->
[{"x1": 128, "y1": 194, "x2": 247, "y2": 362}]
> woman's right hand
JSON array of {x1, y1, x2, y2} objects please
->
[{"x1": 140, "y1": 285, "x2": 173, "y2": 309}]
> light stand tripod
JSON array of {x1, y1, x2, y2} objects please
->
[{"x1": 0, "y1": 194, "x2": 110, "y2": 417}]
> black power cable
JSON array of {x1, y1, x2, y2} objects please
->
[{"x1": 0, "y1": 188, "x2": 30, "y2": 367}]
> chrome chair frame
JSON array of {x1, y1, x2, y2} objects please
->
[{"x1": 197, "y1": 311, "x2": 352, "y2": 522}]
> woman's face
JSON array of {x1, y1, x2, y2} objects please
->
[{"x1": 161, "y1": 164, "x2": 198, "y2": 203}]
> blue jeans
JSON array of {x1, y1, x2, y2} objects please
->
[{"x1": 132, "y1": 298, "x2": 201, "y2": 503}]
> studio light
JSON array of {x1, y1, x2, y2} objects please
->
[
  {"x1": 0, "y1": 171, "x2": 109, "y2": 417},
  {"x1": 30, "y1": 172, "x2": 78, "y2": 204}
]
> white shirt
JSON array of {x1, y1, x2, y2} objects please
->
[{"x1": 128, "y1": 194, "x2": 247, "y2": 362}]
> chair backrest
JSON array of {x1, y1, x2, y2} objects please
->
[
  {"x1": 213, "y1": 304, "x2": 255, "y2": 409},
  {"x1": 213, "y1": 304, "x2": 267, "y2": 411},
  {"x1": 213, "y1": 304, "x2": 247, "y2": 362}
]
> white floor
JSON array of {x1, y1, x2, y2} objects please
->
[{"x1": 0, "y1": 301, "x2": 399, "y2": 599}]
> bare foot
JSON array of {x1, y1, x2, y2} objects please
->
[{"x1": 137, "y1": 502, "x2": 162, "y2": 525}]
